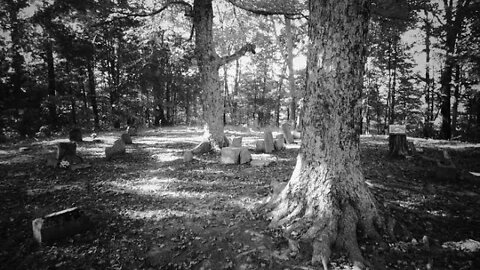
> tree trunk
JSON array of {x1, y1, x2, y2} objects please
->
[
  {"x1": 194, "y1": 0, "x2": 226, "y2": 148},
  {"x1": 46, "y1": 39, "x2": 57, "y2": 128},
  {"x1": 285, "y1": 16, "x2": 296, "y2": 128},
  {"x1": 423, "y1": 9, "x2": 432, "y2": 138},
  {"x1": 86, "y1": 59, "x2": 100, "y2": 130},
  {"x1": 439, "y1": 0, "x2": 470, "y2": 139},
  {"x1": 268, "y1": 1, "x2": 381, "y2": 269},
  {"x1": 452, "y1": 64, "x2": 460, "y2": 137}
]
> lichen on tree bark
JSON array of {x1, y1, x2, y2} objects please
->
[{"x1": 266, "y1": 0, "x2": 383, "y2": 269}]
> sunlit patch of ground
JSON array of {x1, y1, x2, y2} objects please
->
[{"x1": 1, "y1": 127, "x2": 480, "y2": 269}]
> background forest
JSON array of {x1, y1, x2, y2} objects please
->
[{"x1": 1, "y1": 0, "x2": 480, "y2": 141}]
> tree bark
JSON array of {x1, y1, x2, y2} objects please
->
[
  {"x1": 46, "y1": 39, "x2": 57, "y2": 128},
  {"x1": 267, "y1": 1, "x2": 381, "y2": 269},
  {"x1": 452, "y1": 64, "x2": 460, "y2": 137},
  {"x1": 86, "y1": 59, "x2": 100, "y2": 130},
  {"x1": 285, "y1": 16, "x2": 296, "y2": 128}
]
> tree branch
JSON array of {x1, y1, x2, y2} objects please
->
[
  {"x1": 218, "y1": 43, "x2": 256, "y2": 66},
  {"x1": 226, "y1": 0, "x2": 307, "y2": 19},
  {"x1": 117, "y1": 0, "x2": 192, "y2": 17}
]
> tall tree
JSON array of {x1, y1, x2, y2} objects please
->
[
  {"x1": 439, "y1": 0, "x2": 472, "y2": 139},
  {"x1": 267, "y1": 1, "x2": 381, "y2": 269}
]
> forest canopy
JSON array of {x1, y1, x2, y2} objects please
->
[{"x1": 1, "y1": 0, "x2": 480, "y2": 142}]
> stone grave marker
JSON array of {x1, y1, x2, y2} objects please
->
[
  {"x1": 255, "y1": 140, "x2": 265, "y2": 152},
  {"x1": 220, "y1": 147, "x2": 242, "y2": 164},
  {"x1": 126, "y1": 125, "x2": 137, "y2": 136},
  {"x1": 239, "y1": 148, "x2": 252, "y2": 164},
  {"x1": 105, "y1": 139, "x2": 126, "y2": 160},
  {"x1": 264, "y1": 130, "x2": 274, "y2": 153},
  {"x1": 231, "y1": 137, "x2": 242, "y2": 147},
  {"x1": 281, "y1": 123, "x2": 294, "y2": 144},
  {"x1": 274, "y1": 134, "x2": 285, "y2": 150},
  {"x1": 184, "y1": 150, "x2": 193, "y2": 162},
  {"x1": 32, "y1": 207, "x2": 91, "y2": 244}
]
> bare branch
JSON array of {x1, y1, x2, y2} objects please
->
[{"x1": 218, "y1": 43, "x2": 256, "y2": 66}]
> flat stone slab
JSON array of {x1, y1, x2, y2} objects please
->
[
  {"x1": 32, "y1": 207, "x2": 91, "y2": 244},
  {"x1": 251, "y1": 154, "x2": 276, "y2": 167}
]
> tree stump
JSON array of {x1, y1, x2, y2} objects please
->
[{"x1": 388, "y1": 125, "x2": 408, "y2": 158}]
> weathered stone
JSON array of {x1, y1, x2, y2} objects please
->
[
  {"x1": 121, "y1": 133, "x2": 132, "y2": 144},
  {"x1": 126, "y1": 126, "x2": 137, "y2": 136},
  {"x1": 184, "y1": 150, "x2": 193, "y2": 162},
  {"x1": 274, "y1": 137, "x2": 285, "y2": 151},
  {"x1": 264, "y1": 130, "x2": 274, "y2": 153},
  {"x1": 250, "y1": 154, "x2": 276, "y2": 167},
  {"x1": 105, "y1": 139, "x2": 126, "y2": 160},
  {"x1": 239, "y1": 148, "x2": 252, "y2": 164},
  {"x1": 69, "y1": 128, "x2": 83, "y2": 142},
  {"x1": 220, "y1": 147, "x2": 242, "y2": 164},
  {"x1": 32, "y1": 207, "x2": 91, "y2": 244},
  {"x1": 281, "y1": 123, "x2": 294, "y2": 144},
  {"x1": 255, "y1": 140, "x2": 265, "y2": 152},
  {"x1": 231, "y1": 137, "x2": 242, "y2": 147}
]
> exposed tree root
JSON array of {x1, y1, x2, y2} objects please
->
[{"x1": 266, "y1": 158, "x2": 384, "y2": 269}]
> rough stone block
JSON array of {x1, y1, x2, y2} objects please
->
[
  {"x1": 239, "y1": 148, "x2": 252, "y2": 164},
  {"x1": 281, "y1": 123, "x2": 294, "y2": 144},
  {"x1": 69, "y1": 128, "x2": 83, "y2": 142},
  {"x1": 32, "y1": 207, "x2": 91, "y2": 244},
  {"x1": 231, "y1": 137, "x2": 242, "y2": 147},
  {"x1": 220, "y1": 147, "x2": 242, "y2": 164},
  {"x1": 255, "y1": 140, "x2": 265, "y2": 152},
  {"x1": 121, "y1": 133, "x2": 132, "y2": 144},
  {"x1": 274, "y1": 137, "x2": 285, "y2": 151},
  {"x1": 184, "y1": 150, "x2": 193, "y2": 162},
  {"x1": 264, "y1": 130, "x2": 274, "y2": 153},
  {"x1": 105, "y1": 139, "x2": 126, "y2": 160}
]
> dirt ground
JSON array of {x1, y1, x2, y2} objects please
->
[{"x1": 1, "y1": 126, "x2": 480, "y2": 270}]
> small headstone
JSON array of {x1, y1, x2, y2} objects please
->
[
  {"x1": 184, "y1": 150, "x2": 193, "y2": 162},
  {"x1": 105, "y1": 139, "x2": 126, "y2": 160},
  {"x1": 126, "y1": 126, "x2": 137, "y2": 136},
  {"x1": 69, "y1": 128, "x2": 83, "y2": 142},
  {"x1": 264, "y1": 130, "x2": 274, "y2": 153},
  {"x1": 274, "y1": 137, "x2": 285, "y2": 151},
  {"x1": 239, "y1": 148, "x2": 252, "y2": 164},
  {"x1": 192, "y1": 141, "x2": 211, "y2": 155},
  {"x1": 231, "y1": 137, "x2": 242, "y2": 147},
  {"x1": 57, "y1": 142, "x2": 76, "y2": 160},
  {"x1": 121, "y1": 133, "x2": 132, "y2": 144},
  {"x1": 255, "y1": 140, "x2": 265, "y2": 152},
  {"x1": 220, "y1": 147, "x2": 242, "y2": 164},
  {"x1": 251, "y1": 159, "x2": 272, "y2": 167},
  {"x1": 32, "y1": 207, "x2": 91, "y2": 244},
  {"x1": 281, "y1": 123, "x2": 294, "y2": 144}
]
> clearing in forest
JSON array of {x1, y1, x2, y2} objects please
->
[{"x1": 1, "y1": 126, "x2": 479, "y2": 269}]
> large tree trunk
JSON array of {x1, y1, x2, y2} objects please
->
[
  {"x1": 193, "y1": 0, "x2": 226, "y2": 149},
  {"x1": 439, "y1": 0, "x2": 470, "y2": 139},
  {"x1": 268, "y1": 1, "x2": 381, "y2": 269}
]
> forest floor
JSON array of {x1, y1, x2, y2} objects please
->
[{"x1": 1, "y1": 126, "x2": 480, "y2": 270}]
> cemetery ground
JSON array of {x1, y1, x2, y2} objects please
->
[{"x1": 1, "y1": 126, "x2": 480, "y2": 270}]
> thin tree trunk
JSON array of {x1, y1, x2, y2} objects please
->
[
  {"x1": 46, "y1": 39, "x2": 57, "y2": 128},
  {"x1": 390, "y1": 41, "x2": 398, "y2": 124},
  {"x1": 86, "y1": 59, "x2": 100, "y2": 130},
  {"x1": 285, "y1": 16, "x2": 296, "y2": 128},
  {"x1": 268, "y1": 1, "x2": 381, "y2": 269},
  {"x1": 452, "y1": 64, "x2": 460, "y2": 137}
]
